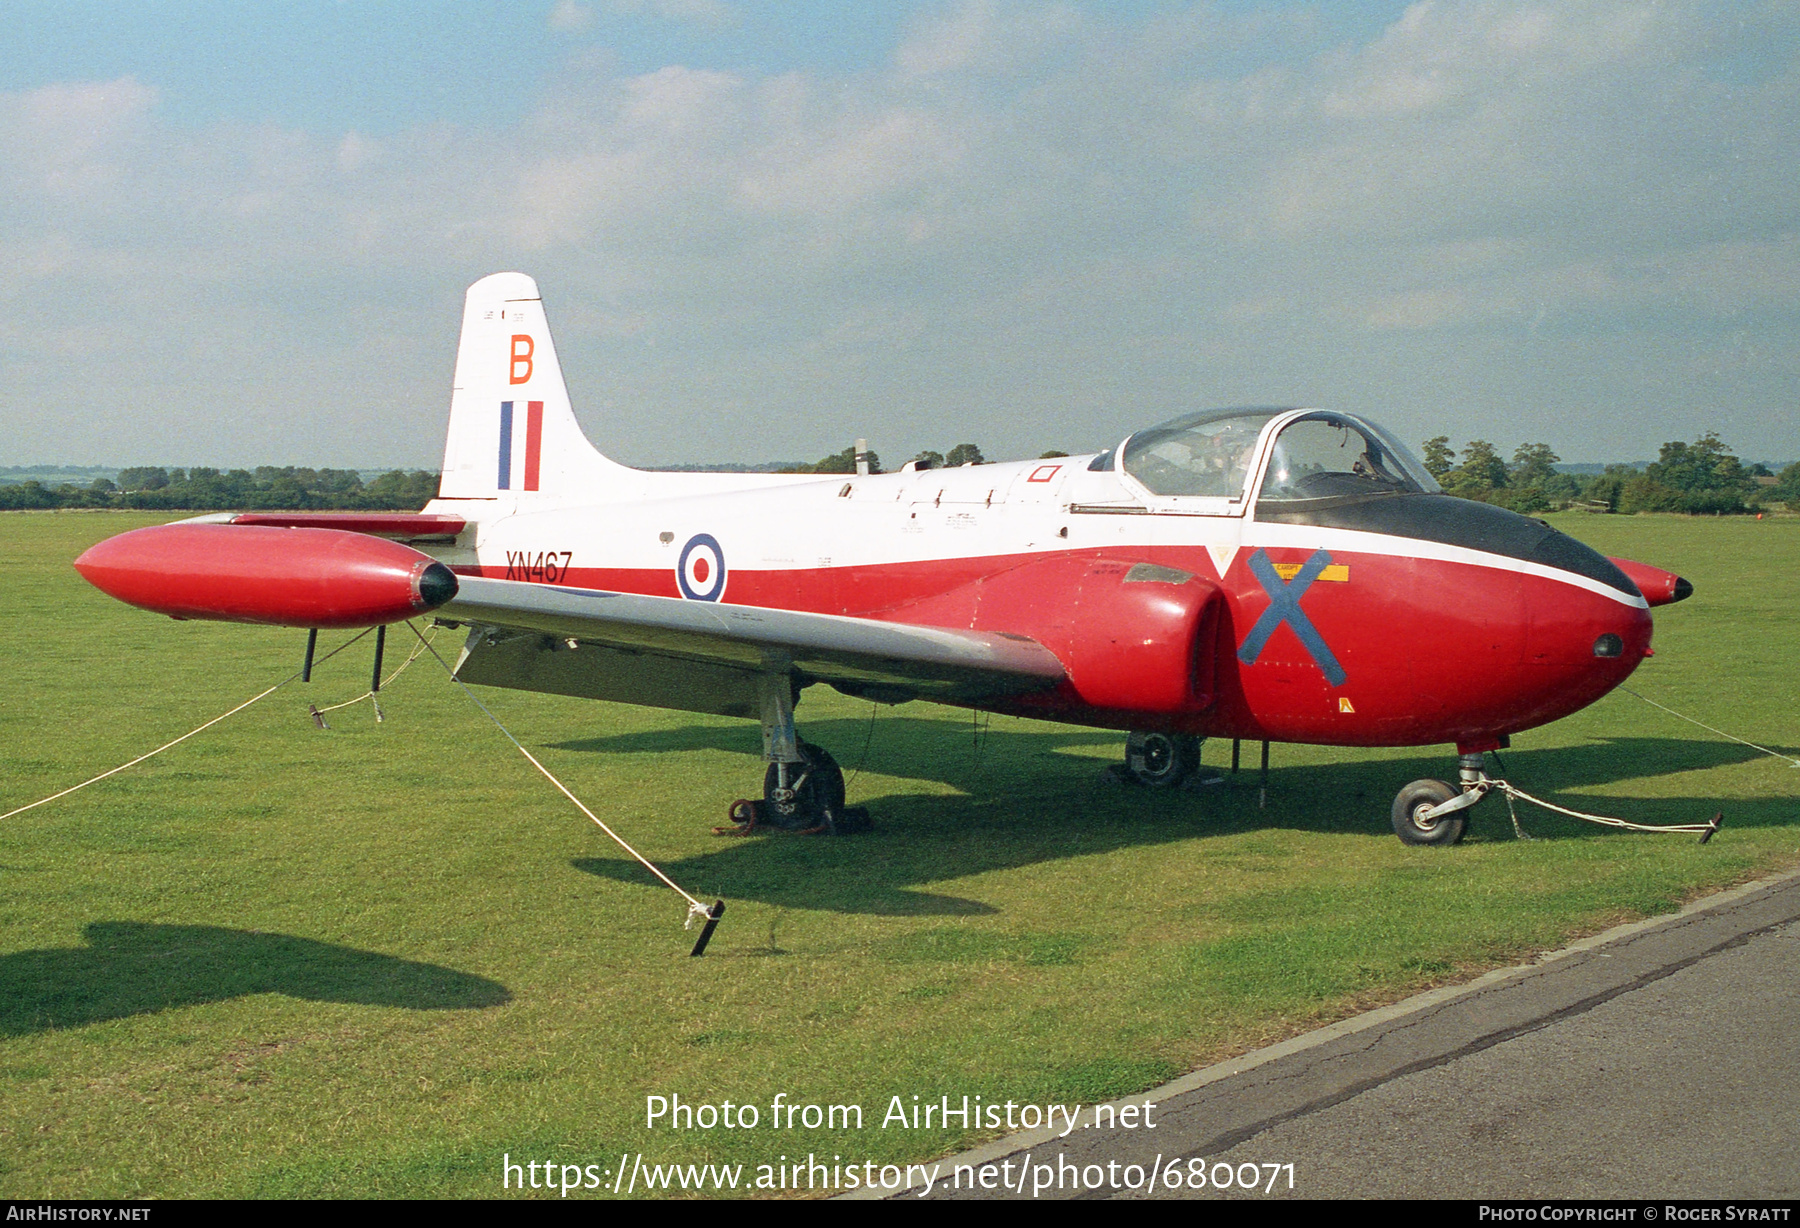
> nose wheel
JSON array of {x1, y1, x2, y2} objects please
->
[
  {"x1": 1391, "y1": 778, "x2": 1466, "y2": 846},
  {"x1": 1391, "y1": 750, "x2": 1492, "y2": 845}
]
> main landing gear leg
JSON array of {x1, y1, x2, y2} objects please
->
[
  {"x1": 718, "y1": 670, "x2": 868, "y2": 835},
  {"x1": 1391, "y1": 748, "x2": 1490, "y2": 846},
  {"x1": 757, "y1": 671, "x2": 839, "y2": 833}
]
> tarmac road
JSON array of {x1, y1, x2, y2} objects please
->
[{"x1": 858, "y1": 865, "x2": 1800, "y2": 1201}]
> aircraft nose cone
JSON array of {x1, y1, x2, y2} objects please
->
[
  {"x1": 1522, "y1": 571, "x2": 1655, "y2": 668},
  {"x1": 1671, "y1": 576, "x2": 1694, "y2": 603}
]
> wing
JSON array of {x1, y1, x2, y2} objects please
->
[{"x1": 438, "y1": 575, "x2": 1067, "y2": 718}]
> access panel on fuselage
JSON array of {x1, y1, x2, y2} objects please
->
[{"x1": 828, "y1": 467, "x2": 1071, "y2": 619}]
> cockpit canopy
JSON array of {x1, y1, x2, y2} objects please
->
[
  {"x1": 1119, "y1": 408, "x2": 1439, "y2": 508},
  {"x1": 1257, "y1": 412, "x2": 1439, "y2": 504},
  {"x1": 1120, "y1": 409, "x2": 1270, "y2": 498}
]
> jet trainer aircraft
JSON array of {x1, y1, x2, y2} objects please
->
[{"x1": 76, "y1": 272, "x2": 1692, "y2": 845}]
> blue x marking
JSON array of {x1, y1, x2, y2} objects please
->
[{"x1": 1236, "y1": 548, "x2": 1347, "y2": 687}]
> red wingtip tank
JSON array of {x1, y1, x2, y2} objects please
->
[
  {"x1": 1607, "y1": 557, "x2": 1694, "y2": 608},
  {"x1": 74, "y1": 523, "x2": 459, "y2": 628}
]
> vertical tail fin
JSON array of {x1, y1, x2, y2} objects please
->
[{"x1": 436, "y1": 272, "x2": 630, "y2": 501}]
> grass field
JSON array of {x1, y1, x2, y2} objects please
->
[{"x1": 1, "y1": 510, "x2": 1796, "y2": 1198}]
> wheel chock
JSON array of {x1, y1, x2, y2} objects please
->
[{"x1": 713, "y1": 798, "x2": 764, "y2": 836}]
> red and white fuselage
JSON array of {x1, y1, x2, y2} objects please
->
[{"x1": 420, "y1": 273, "x2": 1667, "y2": 753}]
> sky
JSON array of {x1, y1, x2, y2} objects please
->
[{"x1": 1, "y1": 0, "x2": 1796, "y2": 469}]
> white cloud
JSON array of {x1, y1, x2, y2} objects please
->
[
  {"x1": 604, "y1": 0, "x2": 737, "y2": 30},
  {"x1": 1, "y1": 2, "x2": 1797, "y2": 468},
  {"x1": 736, "y1": 108, "x2": 963, "y2": 216},
  {"x1": 0, "y1": 77, "x2": 158, "y2": 199},
  {"x1": 336, "y1": 131, "x2": 379, "y2": 172},
  {"x1": 619, "y1": 64, "x2": 742, "y2": 131},
  {"x1": 896, "y1": 0, "x2": 1081, "y2": 77},
  {"x1": 548, "y1": 1, "x2": 594, "y2": 32}
]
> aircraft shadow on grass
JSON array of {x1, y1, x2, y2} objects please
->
[
  {"x1": 550, "y1": 714, "x2": 1121, "y2": 767},
  {"x1": 568, "y1": 722, "x2": 1798, "y2": 917},
  {"x1": 0, "y1": 922, "x2": 511, "y2": 1038}
]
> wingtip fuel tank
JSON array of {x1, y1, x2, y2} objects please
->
[{"x1": 74, "y1": 523, "x2": 459, "y2": 628}]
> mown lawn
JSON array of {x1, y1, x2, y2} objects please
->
[{"x1": 0, "y1": 510, "x2": 1794, "y2": 1197}]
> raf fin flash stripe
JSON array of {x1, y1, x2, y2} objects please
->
[
  {"x1": 498, "y1": 401, "x2": 513, "y2": 490},
  {"x1": 498, "y1": 400, "x2": 544, "y2": 491}
]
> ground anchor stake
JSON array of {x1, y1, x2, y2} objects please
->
[{"x1": 690, "y1": 900, "x2": 726, "y2": 957}]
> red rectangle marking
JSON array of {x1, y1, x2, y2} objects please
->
[{"x1": 524, "y1": 401, "x2": 544, "y2": 491}]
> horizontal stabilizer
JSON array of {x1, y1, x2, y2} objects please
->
[{"x1": 187, "y1": 512, "x2": 468, "y2": 541}]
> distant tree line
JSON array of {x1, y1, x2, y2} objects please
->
[
  {"x1": 9, "y1": 433, "x2": 1793, "y2": 517},
  {"x1": 780, "y1": 445, "x2": 884, "y2": 474},
  {"x1": 1421, "y1": 433, "x2": 1796, "y2": 515},
  {"x1": 780, "y1": 442, "x2": 998, "y2": 475},
  {"x1": 785, "y1": 432, "x2": 1797, "y2": 516},
  {"x1": 0, "y1": 466, "x2": 440, "y2": 512}
]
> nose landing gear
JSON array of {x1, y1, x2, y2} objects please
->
[
  {"x1": 1391, "y1": 777, "x2": 1465, "y2": 845},
  {"x1": 1391, "y1": 751, "x2": 1486, "y2": 846},
  {"x1": 1392, "y1": 748, "x2": 1724, "y2": 845}
]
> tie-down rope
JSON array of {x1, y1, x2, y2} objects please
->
[
  {"x1": 1617, "y1": 685, "x2": 1800, "y2": 768},
  {"x1": 309, "y1": 625, "x2": 440, "y2": 724},
  {"x1": 1477, "y1": 773, "x2": 1722, "y2": 840},
  {"x1": 404, "y1": 623, "x2": 719, "y2": 930},
  {"x1": 0, "y1": 627, "x2": 375, "y2": 822},
  {"x1": 1468, "y1": 682, "x2": 1798, "y2": 841}
]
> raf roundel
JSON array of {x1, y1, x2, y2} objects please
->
[{"x1": 676, "y1": 534, "x2": 727, "y2": 602}]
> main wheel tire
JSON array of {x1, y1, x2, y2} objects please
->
[
  {"x1": 1392, "y1": 778, "x2": 1466, "y2": 846},
  {"x1": 1125, "y1": 731, "x2": 1202, "y2": 788},
  {"x1": 762, "y1": 740, "x2": 846, "y2": 832}
]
